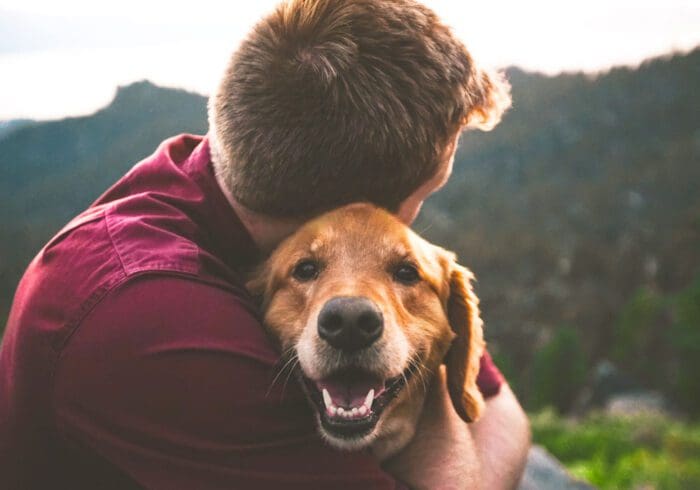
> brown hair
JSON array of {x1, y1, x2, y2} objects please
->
[{"x1": 209, "y1": 0, "x2": 510, "y2": 217}]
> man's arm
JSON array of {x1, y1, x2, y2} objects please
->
[
  {"x1": 471, "y1": 383, "x2": 531, "y2": 490},
  {"x1": 384, "y1": 367, "x2": 530, "y2": 490}
]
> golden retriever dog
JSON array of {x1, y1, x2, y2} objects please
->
[{"x1": 247, "y1": 203, "x2": 485, "y2": 459}]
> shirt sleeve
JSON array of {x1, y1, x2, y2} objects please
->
[
  {"x1": 53, "y1": 275, "x2": 406, "y2": 490},
  {"x1": 476, "y1": 350, "x2": 505, "y2": 399}
]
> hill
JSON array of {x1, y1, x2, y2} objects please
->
[
  {"x1": 1, "y1": 50, "x2": 699, "y2": 413},
  {"x1": 415, "y1": 49, "x2": 700, "y2": 411},
  {"x1": 0, "y1": 119, "x2": 33, "y2": 140}
]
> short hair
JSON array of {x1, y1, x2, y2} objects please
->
[{"x1": 209, "y1": 0, "x2": 510, "y2": 217}]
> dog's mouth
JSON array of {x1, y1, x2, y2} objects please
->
[{"x1": 301, "y1": 364, "x2": 416, "y2": 440}]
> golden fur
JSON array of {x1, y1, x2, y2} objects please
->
[{"x1": 248, "y1": 203, "x2": 485, "y2": 459}]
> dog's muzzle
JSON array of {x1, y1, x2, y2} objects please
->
[{"x1": 317, "y1": 296, "x2": 384, "y2": 352}]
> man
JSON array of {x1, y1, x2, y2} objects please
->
[{"x1": 0, "y1": 0, "x2": 529, "y2": 488}]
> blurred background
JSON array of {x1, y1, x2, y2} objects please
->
[{"x1": 1, "y1": 1, "x2": 699, "y2": 488}]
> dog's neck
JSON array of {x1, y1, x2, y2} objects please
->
[{"x1": 371, "y1": 396, "x2": 426, "y2": 461}]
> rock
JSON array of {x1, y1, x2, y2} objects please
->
[
  {"x1": 518, "y1": 445, "x2": 596, "y2": 490},
  {"x1": 572, "y1": 360, "x2": 639, "y2": 414},
  {"x1": 574, "y1": 360, "x2": 675, "y2": 418},
  {"x1": 605, "y1": 391, "x2": 669, "y2": 417}
]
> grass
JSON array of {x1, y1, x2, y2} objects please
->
[{"x1": 530, "y1": 409, "x2": 700, "y2": 489}]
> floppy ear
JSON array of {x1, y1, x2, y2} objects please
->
[
  {"x1": 245, "y1": 261, "x2": 272, "y2": 306},
  {"x1": 445, "y1": 264, "x2": 486, "y2": 423}
]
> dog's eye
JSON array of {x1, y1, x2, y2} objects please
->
[
  {"x1": 393, "y1": 263, "x2": 420, "y2": 285},
  {"x1": 292, "y1": 260, "x2": 320, "y2": 282}
]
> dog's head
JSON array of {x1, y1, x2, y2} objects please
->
[{"x1": 248, "y1": 203, "x2": 484, "y2": 454}]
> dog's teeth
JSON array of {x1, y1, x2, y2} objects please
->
[
  {"x1": 322, "y1": 389, "x2": 332, "y2": 410},
  {"x1": 364, "y1": 389, "x2": 375, "y2": 409},
  {"x1": 323, "y1": 389, "x2": 374, "y2": 418}
]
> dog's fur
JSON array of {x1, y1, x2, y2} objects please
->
[{"x1": 248, "y1": 203, "x2": 485, "y2": 459}]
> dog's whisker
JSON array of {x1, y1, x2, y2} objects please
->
[
  {"x1": 400, "y1": 368, "x2": 413, "y2": 400},
  {"x1": 275, "y1": 358, "x2": 299, "y2": 397},
  {"x1": 408, "y1": 358, "x2": 429, "y2": 396},
  {"x1": 266, "y1": 352, "x2": 299, "y2": 397},
  {"x1": 415, "y1": 221, "x2": 434, "y2": 235},
  {"x1": 418, "y1": 362, "x2": 429, "y2": 388},
  {"x1": 280, "y1": 357, "x2": 300, "y2": 397},
  {"x1": 419, "y1": 370, "x2": 429, "y2": 395},
  {"x1": 335, "y1": 349, "x2": 343, "y2": 370}
]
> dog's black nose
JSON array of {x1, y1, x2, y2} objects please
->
[{"x1": 317, "y1": 296, "x2": 384, "y2": 351}]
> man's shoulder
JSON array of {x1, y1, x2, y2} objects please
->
[
  {"x1": 70, "y1": 273, "x2": 279, "y2": 366},
  {"x1": 102, "y1": 193, "x2": 202, "y2": 277},
  {"x1": 11, "y1": 199, "x2": 201, "y2": 330},
  {"x1": 8, "y1": 198, "x2": 253, "y2": 365},
  {"x1": 11, "y1": 131, "x2": 250, "y2": 345}
]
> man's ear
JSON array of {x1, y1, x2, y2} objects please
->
[
  {"x1": 444, "y1": 263, "x2": 486, "y2": 422},
  {"x1": 462, "y1": 68, "x2": 512, "y2": 131}
]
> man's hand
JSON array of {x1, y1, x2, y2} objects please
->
[{"x1": 383, "y1": 367, "x2": 530, "y2": 490}]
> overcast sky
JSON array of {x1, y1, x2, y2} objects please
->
[{"x1": 1, "y1": 0, "x2": 699, "y2": 120}]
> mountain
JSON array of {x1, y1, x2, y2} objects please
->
[
  {"x1": 1, "y1": 50, "x2": 699, "y2": 413},
  {"x1": 1, "y1": 80, "x2": 207, "y2": 218},
  {"x1": 0, "y1": 119, "x2": 34, "y2": 140},
  {"x1": 0, "y1": 80, "x2": 208, "y2": 319},
  {"x1": 419, "y1": 51, "x2": 700, "y2": 335},
  {"x1": 414, "y1": 49, "x2": 700, "y2": 410}
]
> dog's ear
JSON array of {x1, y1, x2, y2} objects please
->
[
  {"x1": 245, "y1": 261, "x2": 272, "y2": 306},
  {"x1": 444, "y1": 263, "x2": 485, "y2": 423}
]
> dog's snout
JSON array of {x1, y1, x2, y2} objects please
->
[{"x1": 317, "y1": 296, "x2": 384, "y2": 351}]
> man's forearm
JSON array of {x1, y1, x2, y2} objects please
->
[
  {"x1": 471, "y1": 383, "x2": 531, "y2": 490},
  {"x1": 385, "y1": 372, "x2": 530, "y2": 490},
  {"x1": 383, "y1": 367, "x2": 481, "y2": 489}
]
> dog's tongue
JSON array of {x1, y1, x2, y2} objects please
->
[{"x1": 316, "y1": 371, "x2": 384, "y2": 408}]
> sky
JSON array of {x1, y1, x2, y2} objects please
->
[{"x1": 1, "y1": 0, "x2": 699, "y2": 120}]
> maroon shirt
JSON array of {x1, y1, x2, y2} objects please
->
[{"x1": 0, "y1": 134, "x2": 503, "y2": 489}]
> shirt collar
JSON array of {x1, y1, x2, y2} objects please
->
[{"x1": 183, "y1": 135, "x2": 261, "y2": 270}]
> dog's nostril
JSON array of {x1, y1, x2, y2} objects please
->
[
  {"x1": 323, "y1": 312, "x2": 343, "y2": 332},
  {"x1": 317, "y1": 296, "x2": 384, "y2": 352},
  {"x1": 357, "y1": 311, "x2": 382, "y2": 334}
]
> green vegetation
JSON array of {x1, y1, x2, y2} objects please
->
[
  {"x1": 611, "y1": 287, "x2": 666, "y2": 386},
  {"x1": 530, "y1": 326, "x2": 588, "y2": 412},
  {"x1": 417, "y1": 49, "x2": 700, "y2": 415},
  {"x1": 532, "y1": 410, "x2": 700, "y2": 489},
  {"x1": 670, "y1": 277, "x2": 700, "y2": 416},
  {"x1": 607, "y1": 277, "x2": 700, "y2": 417}
]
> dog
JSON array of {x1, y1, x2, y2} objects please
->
[{"x1": 247, "y1": 202, "x2": 485, "y2": 459}]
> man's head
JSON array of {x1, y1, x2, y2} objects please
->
[{"x1": 209, "y1": 0, "x2": 511, "y2": 220}]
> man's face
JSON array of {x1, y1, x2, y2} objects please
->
[{"x1": 396, "y1": 132, "x2": 460, "y2": 224}]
